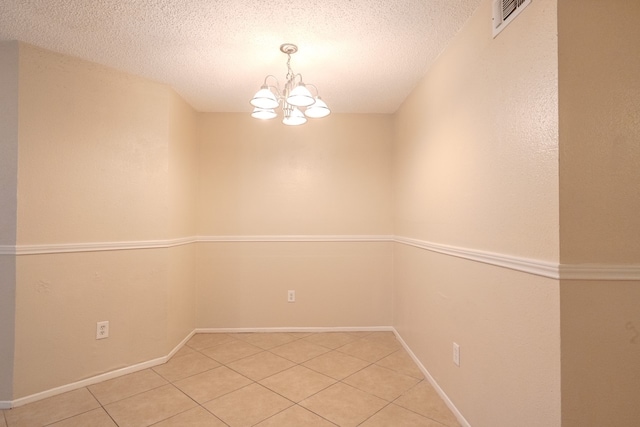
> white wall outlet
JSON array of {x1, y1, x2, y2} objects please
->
[
  {"x1": 96, "y1": 321, "x2": 109, "y2": 340},
  {"x1": 453, "y1": 342, "x2": 460, "y2": 366},
  {"x1": 287, "y1": 290, "x2": 295, "y2": 303}
]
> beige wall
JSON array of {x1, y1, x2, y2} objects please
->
[
  {"x1": 168, "y1": 92, "x2": 198, "y2": 239},
  {"x1": 0, "y1": 41, "x2": 19, "y2": 402},
  {"x1": 12, "y1": 44, "x2": 197, "y2": 398},
  {"x1": 558, "y1": 1, "x2": 640, "y2": 425},
  {"x1": 167, "y1": 92, "x2": 198, "y2": 346},
  {"x1": 197, "y1": 113, "x2": 393, "y2": 236},
  {"x1": 197, "y1": 241, "x2": 393, "y2": 328},
  {"x1": 560, "y1": 281, "x2": 640, "y2": 426},
  {"x1": 394, "y1": 0, "x2": 558, "y2": 261},
  {"x1": 196, "y1": 113, "x2": 394, "y2": 328},
  {"x1": 167, "y1": 245, "x2": 196, "y2": 345},
  {"x1": 14, "y1": 251, "x2": 169, "y2": 397},
  {"x1": 16, "y1": 46, "x2": 169, "y2": 245},
  {"x1": 394, "y1": 245, "x2": 560, "y2": 426},
  {"x1": 558, "y1": 0, "x2": 640, "y2": 265},
  {"x1": 0, "y1": 42, "x2": 19, "y2": 247},
  {"x1": 392, "y1": 0, "x2": 561, "y2": 425}
]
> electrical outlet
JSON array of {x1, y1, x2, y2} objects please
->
[
  {"x1": 453, "y1": 342, "x2": 460, "y2": 366},
  {"x1": 287, "y1": 290, "x2": 295, "y2": 303},
  {"x1": 96, "y1": 321, "x2": 109, "y2": 340}
]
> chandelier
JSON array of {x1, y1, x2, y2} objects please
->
[{"x1": 250, "y1": 43, "x2": 330, "y2": 126}]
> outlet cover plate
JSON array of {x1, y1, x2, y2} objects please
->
[
  {"x1": 96, "y1": 321, "x2": 109, "y2": 340},
  {"x1": 453, "y1": 342, "x2": 460, "y2": 366}
]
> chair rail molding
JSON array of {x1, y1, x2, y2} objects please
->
[{"x1": 4, "y1": 235, "x2": 639, "y2": 281}]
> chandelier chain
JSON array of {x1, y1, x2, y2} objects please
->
[{"x1": 286, "y1": 53, "x2": 293, "y2": 81}]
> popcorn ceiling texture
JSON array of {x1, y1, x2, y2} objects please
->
[{"x1": 0, "y1": 0, "x2": 481, "y2": 113}]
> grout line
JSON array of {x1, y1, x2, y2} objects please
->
[
  {"x1": 9, "y1": 331, "x2": 456, "y2": 427},
  {"x1": 201, "y1": 332, "x2": 382, "y2": 426},
  {"x1": 39, "y1": 410, "x2": 82, "y2": 427},
  {"x1": 357, "y1": 400, "x2": 395, "y2": 426},
  {"x1": 99, "y1": 400, "x2": 120, "y2": 427},
  {"x1": 392, "y1": 330, "x2": 470, "y2": 427},
  {"x1": 157, "y1": 387, "x2": 207, "y2": 426},
  {"x1": 389, "y1": 379, "x2": 449, "y2": 425}
]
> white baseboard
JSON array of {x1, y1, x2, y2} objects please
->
[
  {"x1": 4, "y1": 326, "x2": 468, "y2": 427},
  {"x1": 392, "y1": 330, "x2": 471, "y2": 427},
  {"x1": 6, "y1": 327, "x2": 391, "y2": 408},
  {"x1": 7, "y1": 330, "x2": 196, "y2": 409},
  {"x1": 10, "y1": 356, "x2": 167, "y2": 409},
  {"x1": 166, "y1": 329, "x2": 197, "y2": 359},
  {"x1": 196, "y1": 326, "x2": 395, "y2": 334}
]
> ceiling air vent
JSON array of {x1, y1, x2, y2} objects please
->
[{"x1": 492, "y1": 0, "x2": 532, "y2": 37}]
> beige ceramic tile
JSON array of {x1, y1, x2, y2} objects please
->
[
  {"x1": 362, "y1": 331, "x2": 400, "y2": 345},
  {"x1": 104, "y1": 384, "x2": 197, "y2": 427},
  {"x1": 203, "y1": 383, "x2": 293, "y2": 427},
  {"x1": 172, "y1": 344, "x2": 197, "y2": 359},
  {"x1": 346, "y1": 331, "x2": 374, "y2": 339},
  {"x1": 47, "y1": 408, "x2": 117, "y2": 427},
  {"x1": 152, "y1": 352, "x2": 220, "y2": 382},
  {"x1": 186, "y1": 333, "x2": 236, "y2": 350},
  {"x1": 231, "y1": 333, "x2": 298, "y2": 350},
  {"x1": 0, "y1": 411, "x2": 6, "y2": 427},
  {"x1": 337, "y1": 338, "x2": 399, "y2": 362},
  {"x1": 344, "y1": 364, "x2": 420, "y2": 401},
  {"x1": 4, "y1": 388, "x2": 99, "y2": 427},
  {"x1": 200, "y1": 339, "x2": 263, "y2": 364},
  {"x1": 360, "y1": 333, "x2": 402, "y2": 353},
  {"x1": 395, "y1": 382, "x2": 461, "y2": 427},
  {"x1": 153, "y1": 406, "x2": 228, "y2": 426},
  {"x1": 302, "y1": 332, "x2": 358, "y2": 349},
  {"x1": 299, "y1": 382, "x2": 387, "y2": 427},
  {"x1": 361, "y1": 333, "x2": 402, "y2": 352},
  {"x1": 376, "y1": 349, "x2": 425, "y2": 379},
  {"x1": 227, "y1": 351, "x2": 295, "y2": 381},
  {"x1": 88, "y1": 368, "x2": 168, "y2": 405},
  {"x1": 173, "y1": 366, "x2": 252, "y2": 404},
  {"x1": 303, "y1": 350, "x2": 370, "y2": 380},
  {"x1": 269, "y1": 339, "x2": 331, "y2": 363},
  {"x1": 226, "y1": 332, "x2": 253, "y2": 341},
  {"x1": 255, "y1": 404, "x2": 337, "y2": 427},
  {"x1": 259, "y1": 365, "x2": 336, "y2": 402},
  {"x1": 285, "y1": 332, "x2": 314, "y2": 339},
  {"x1": 360, "y1": 403, "x2": 443, "y2": 427}
]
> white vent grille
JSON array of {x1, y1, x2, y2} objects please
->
[{"x1": 492, "y1": 0, "x2": 532, "y2": 37}]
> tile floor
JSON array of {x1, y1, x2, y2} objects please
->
[{"x1": 1, "y1": 331, "x2": 460, "y2": 427}]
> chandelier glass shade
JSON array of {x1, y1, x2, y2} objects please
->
[{"x1": 250, "y1": 44, "x2": 330, "y2": 125}]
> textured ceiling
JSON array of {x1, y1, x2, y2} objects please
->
[{"x1": 0, "y1": 0, "x2": 481, "y2": 113}]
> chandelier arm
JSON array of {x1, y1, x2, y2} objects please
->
[
  {"x1": 262, "y1": 75, "x2": 282, "y2": 96},
  {"x1": 263, "y1": 74, "x2": 278, "y2": 85}
]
